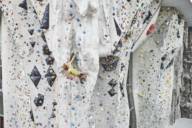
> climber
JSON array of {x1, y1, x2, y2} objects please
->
[{"x1": 63, "y1": 54, "x2": 87, "y2": 83}]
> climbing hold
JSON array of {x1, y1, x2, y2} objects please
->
[
  {"x1": 30, "y1": 66, "x2": 41, "y2": 87},
  {"x1": 113, "y1": 40, "x2": 123, "y2": 54},
  {"x1": 34, "y1": 94, "x2": 44, "y2": 107},
  {"x1": 43, "y1": 45, "x2": 51, "y2": 55},
  {"x1": 100, "y1": 55, "x2": 119, "y2": 71},
  {"x1": 19, "y1": 0, "x2": 27, "y2": 10},
  {"x1": 165, "y1": 59, "x2": 174, "y2": 69},
  {"x1": 114, "y1": 18, "x2": 122, "y2": 36},
  {"x1": 30, "y1": 110, "x2": 34, "y2": 122},
  {"x1": 28, "y1": 29, "x2": 34, "y2": 35},
  {"x1": 146, "y1": 24, "x2": 156, "y2": 35},
  {"x1": 45, "y1": 56, "x2": 55, "y2": 65},
  {"x1": 108, "y1": 79, "x2": 117, "y2": 87},
  {"x1": 30, "y1": 42, "x2": 36, "y2": 48},
  {"x1": 45, "y1": 67, "x2": 57, "y2": 87},
  {"x1": 143, "y1": 11, "x2": 152, "y2": 24},
  {"x1": 108, "y1": 88, "x2": 117, "y2": 97},
  {"x1": 177, "y1": 30, "x2": 180, "y2": 38},
  {"x1": 41, "y1": 32, "x2": 47, "y2": 42},
  {"x1": 41, "y1": 4, "x2": 49, "y2": 29}
]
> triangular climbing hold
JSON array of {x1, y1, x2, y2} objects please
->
[
  {"x1": 19, "y1": 0, "x2": 28, "y2": 10},
  {"x1": 114, "y1": 18, "x2": 122, "y2": 36},
  {"x1": 41, "y1": 4, "x2": 49, "y2": 29}
]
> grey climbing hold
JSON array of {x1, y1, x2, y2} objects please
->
[
  {"x1": 100, "y1": 55, "x2": 119, "y2": 71},
  {"x1": 34, "y1": 93, "x2": 44, "y2": 107},
  {"x1": 30, "y1": 42, "x2": 36, "y2": 48},
  {"x1": 143, "y1": 11, "x2": 152, "y2": 24},
  {"x1": 28, "y1": 29, "x2": 34, "y2": 35},
  {"x1": 108, "y1": 88, "x2": 117, "y2": 97},
  {"x1": 30, "y1": 66, "x2": 41, "y2": 87},
  {"x1": 30, "y1": 110, "x2": 34, "y2": 122},
  {"x1": 45, "y1": 67, "x2": 57, "y2": 87},
  {"x1": 19, "y1": 0, "x2": 27, "y2": 10},
  {"x1": 46, "y1": 56, "x2": 55, "y2": 65},
  {"x1": 114, "y1": 18, "x2": 122, "y2": 36},
  {"x1": 43, "y1": 45, "x2": 51, "y2": 55},
  {"x1": 41, "y1": 4, "x2": 49, "y2": 29},
  {"x1": 108, "y1": 79, "x2": 117, "y2": 88}
]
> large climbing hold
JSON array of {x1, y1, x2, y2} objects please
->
[
  {"x1": 19, "y1": 0, "x2": 28, "y2": 10},
  {"x1": 41, "y1": 4, "x2": 49, "y2": 29},
  {"x1": 100, "y1": 55, "x2": 119, "y2": 71},
  {"x1": 30, "y1": 66, "x2": 41, "y2": 87}
]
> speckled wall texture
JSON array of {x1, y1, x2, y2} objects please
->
[{"x1": 0, "y1": 0, "x2": 190, "y2": 128}]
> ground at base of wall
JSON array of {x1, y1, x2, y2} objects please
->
[{"x1": 175, "y1": 118, "x2": 192, "y2": 128}]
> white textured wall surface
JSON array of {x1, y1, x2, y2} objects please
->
[
  {"x1": 162, "y1": 0, "x2": 192, "y2": 26},
  {"x1": 133, "y1": 7, "x2": 185, "y2": 128},
  {"x1": 0, "y1": 0, "x2": 191, "y2": 128}
]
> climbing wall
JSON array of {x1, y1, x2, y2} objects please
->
[
  {"x1": 181, "y1": 27, "x2": 192, "y2": 119},
  {"x1": 91, "y1": 0, "x2": 161, "y2": 128},
  {"x1": 0, "y1": 0, "x2": 162, "y2": 127},
  {"x1": 132, "y1": 7, "x2": 185, "y2": 128},
  {"x1": 0, "y1": 0, "x2": 189, "y2": 128},
  {"x1": 0, "y1": 0, "x2": 58, "y2": 127}
]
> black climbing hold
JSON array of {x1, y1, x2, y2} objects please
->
[
  {"x1": 34, "y1": 94, "x2": 44, "y2": 107},
  {"x1": 166, "y1": 59, "x2": 174, "y2": 69},
  {"x1": 131, "y1": 12, "x2": 137, "y2": 26},
  {"x1": 171, "y1": 49, "x2": 175, "y2": 54},
  {"x1": 108, "y1": 79, "x2": 117, "y2": 88},
  {"x1": 143, "y1": 11, "x2": 152, "y2": 24},
  {"x1": 178, "y1": 15, "x2": 182, "y2": 24},
  {"x1": 50, "y1": 113, "x2": 56, "y2": 118},
  {"x1": 177, "y1": 31, "x2": 180, "y2": 38},
  {"x1": 113, "y1": 40, "x2": 122, "y2": 54},
  {"x1": 30, "y1": 110, "x2": 34, "y2": 122},
  {"x1": 52, "y1": 102, "x2": 57, "y2": 106},
  {"x1": 161, "y1": 54, "x2": 167, "y2": 61},
  {"x1": 100, "y1": 55, "x2": 119, "y2": 71},
  {"x1": 108, "y1": 88, "x2": 117, "y2": 97},
  {"x1": 120, "y1": 82, "x2": 124, "y2": 97},
  {"x1": 121, "y1": 63, "x2": 125, "y2": 71},
  {"x1": 160, "y1": 63, "x2": 164, "y2": 70},
  {"x1": 45, "y1": 67, "x2": 57, "y2": 87},
  {"x1": 46, "y1": 56, "x2": 54, "y2": 65},
  {"x1": 19, "y1": 0, "x2": 27, "y2": 10},
  {"x1": 41, "y1": 32, "x2": 47, "y2": 42},
  {"x1": 125, "y1": 31, "x2": 132, "y2": 40},
  {"x1": 28, "y1": 29, "x2": 34, "y2": 35},
  {"x1": 114, "y1": 18, "x2": 122, "y2": 36},
  {"x1": 30, "y1": 66, "x2": 41, "y2": 87},
  {"x1": 43, "y1": 45, "x2": 51, "y2": 55},
  {"x1": 30, "y1": 42, "x2": 36, "y2": 48},
  {"x1": 41, "y1": 4, "x2": 49, "y2": 29}
]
